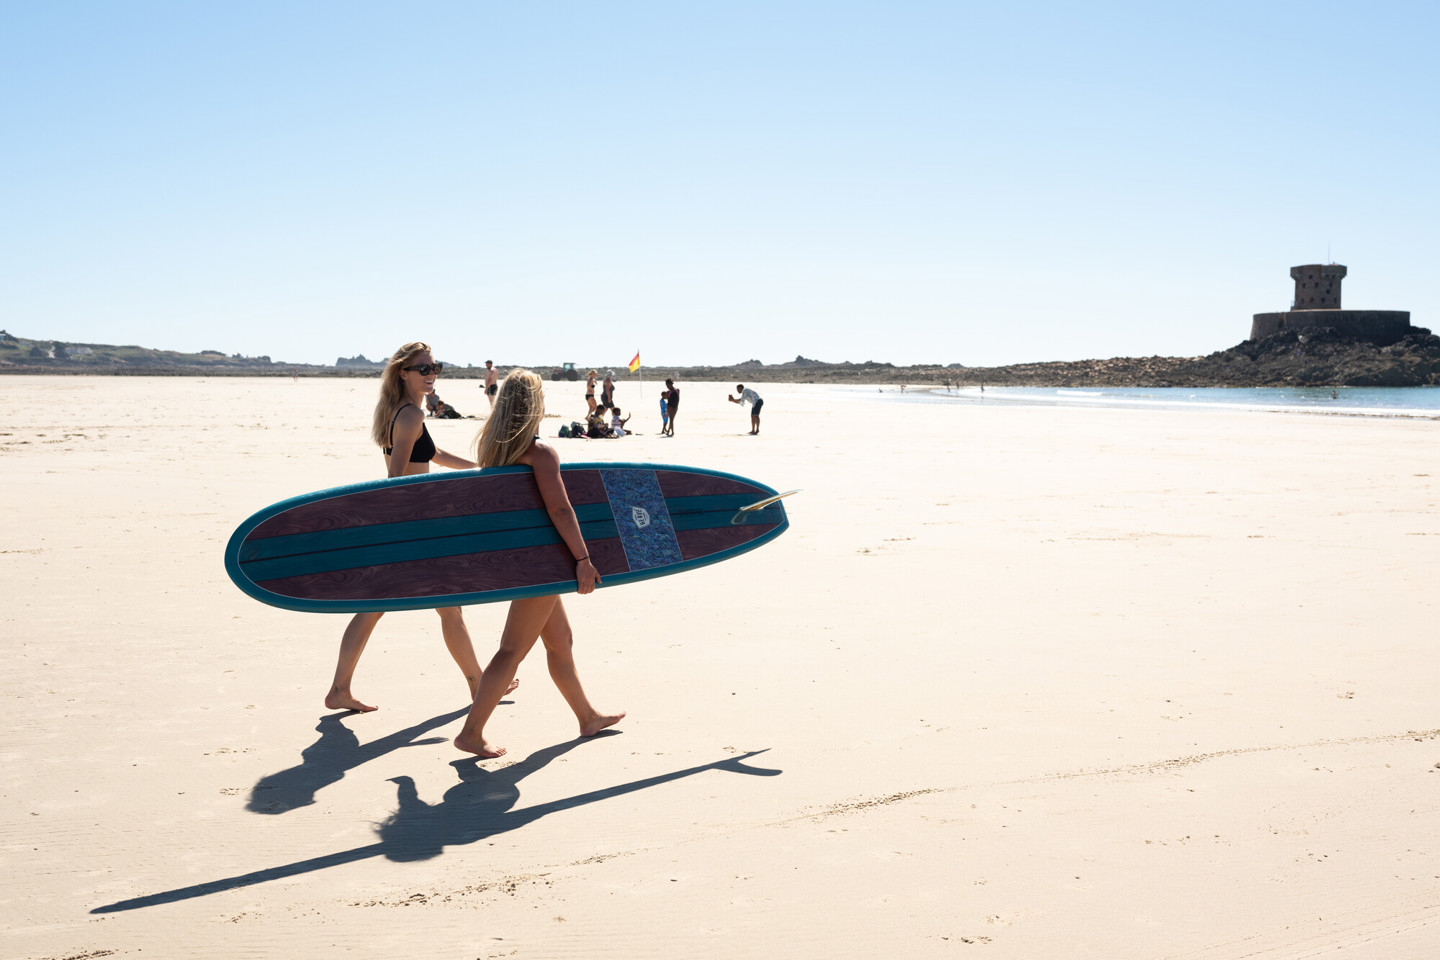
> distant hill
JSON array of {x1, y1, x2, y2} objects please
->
[
  {"x1": 0, "y1": 330, "x2": 297, "y2": 374},
  {"x1": 4, "y1": 330, "x2": 1438, "y2": 387}
]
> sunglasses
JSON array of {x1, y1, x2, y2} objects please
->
[{"x1": 403, "y1": 362, "x2": 444, "y2": 376}]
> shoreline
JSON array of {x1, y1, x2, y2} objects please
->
[{"x1": 879, "y1": 383, "x2": 1440, "y2": 420}]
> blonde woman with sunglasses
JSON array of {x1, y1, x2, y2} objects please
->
[{"x1": 325, "y1": 342, "x2": 515, "y2": 712}]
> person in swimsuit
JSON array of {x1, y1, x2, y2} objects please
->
[
  {"x1": 663, "y1": 377, "x2": 679, "y2": 436},
  {"x1": 325, "y1": 342, "x2": 515, "y2": 713},
  {"x1": 454, "y1": 369, "x2": 624, "y2": 758},
  {"x1": 584, "y1": 370, "x2": 598, "y2": 415},
  {"x1": 600, "y1": 371, "x2": 615, "y2": 411},
  {"x1": 484, "y1": 360, "x2": 499, "y2": 408}
]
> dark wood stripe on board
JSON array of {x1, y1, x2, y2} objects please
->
[
  {"x1": 256, "y1": 536, "x2": 629, "y2": 603},
  {"x1": 675, "y1": 523, "x2": 777, "y2": 561},
  {"x1": 655, "y1": 470, "x2": 766, "y2": 499},
  {"x1": 251, "y1": 469, "x2": 612, "y2": 540}
]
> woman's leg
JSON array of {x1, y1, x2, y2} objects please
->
[
  {"x1": 538, "y1": 599, "x2": 625, "y2": 737},
  {"x1": 437, "y1": 606, "x2": 519, "y2": 701},
  {"x1": 454, "y1": 596, "x2": 556, "y2": 757},
  {"x1": 435, "y1": 606, "x2": 483, "y2": 700},
  {"x1": 327, "y1": 611, "x2": 384, "y2": 712}
]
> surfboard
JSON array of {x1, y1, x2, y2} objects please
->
[{"x1": 224, "y1": 462, "x2": 791, "y2": 614}]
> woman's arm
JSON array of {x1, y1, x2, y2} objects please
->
[
  {"x1": 525, "y1": 441, "x2": 601, "y2": 594},
  {"x1": 432, "y1": 449, "x2": 476, "y2": 470}
]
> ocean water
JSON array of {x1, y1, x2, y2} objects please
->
[{"x1": 847, "y1": 385, "x2": 1440, "y2": 419}]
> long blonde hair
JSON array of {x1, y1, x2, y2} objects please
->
[
  {"x1": 370, "y1": 341, "x2": 431, "y2": 448},
  {"x1": 474, "y1": 369, "x2": 546, "y2": 467}
]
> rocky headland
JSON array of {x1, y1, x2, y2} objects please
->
[{"x1": 603, "y1": 325, "x2": 1440, "y2": 388}]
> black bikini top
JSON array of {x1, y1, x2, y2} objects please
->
[{"x1": 384, "y1": 403, "x2": 437, "y2": 463}]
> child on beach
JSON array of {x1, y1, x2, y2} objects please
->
[
  {"x1": 454, "y1": 369, "x2": 624, "y2": 758},
  {"x1": 325, "y1": 342, "x2": 515, "y2": 713},
  {"x1": 610, "y1": 407, "x2": 629, "y2": 437}
]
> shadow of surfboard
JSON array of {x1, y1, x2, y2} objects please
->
[{"x1": 93, "y1": 746, "x2": 781, "y2": 913}]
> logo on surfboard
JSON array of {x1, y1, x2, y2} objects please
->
[{"x1": 631, "y1": 506, "x2": 651, "y2": 529}]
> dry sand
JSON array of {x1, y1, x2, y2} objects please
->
[{"x1": 3, "y1": 375, "x2": 1438, "y2": 959}]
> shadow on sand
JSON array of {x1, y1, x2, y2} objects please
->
[
  {"x1": 93, "y1": 738, "x2": 780, "y2": 913},
  {"x1": 247, "y1": 708, "x2": 474, "y2": 814}
]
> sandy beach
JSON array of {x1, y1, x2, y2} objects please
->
[{"x1": 3, "y1": 374, "x2": 1438, "y2": 959}]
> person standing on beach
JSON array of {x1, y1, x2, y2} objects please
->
[
  {"x1": 659, "y1": 387, "x2": 670, "y2": 434},
  {"x1": 585, "y1": 370, "x2": 598, "y2": 416},
  {"x1": 325, "y1": 342, "x2": 514, "y2": 713},
  {"x1": 483, "y1": 360, "x2": 498, "y2": 409},
  {"x1": 600, "y1": 371, "x2": 615, "y2": 412},
  {"x1": 454, "y1": 369, "x2": 624, "y2": 758},
  {"x1": 728, "y1": 384, "x2": 764, "y2": 435},
  {"x1": 663, "y1": 378, "x2": 679, "y2": 436}
]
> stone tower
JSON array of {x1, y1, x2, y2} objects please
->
[
  {"x1": 1252, "y1": 263, "x2": 1409, "y2": 343},
  {"x1": 1290, "y1": 263, "x2": 1346, "y2": 309}
]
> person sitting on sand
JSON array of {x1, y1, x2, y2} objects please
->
[
  {"x1": 610, "y1": 407, "x2": 630, "y2": 437},
  {"x1": 586, "y1": 410, "x2": 613, "y2": 439},
  {"x1": 454, "y1": 369, "x2": 624, "y2": 758},
  {"x1": 326, "y1": 342, "x2": 516, "y2": 713}
]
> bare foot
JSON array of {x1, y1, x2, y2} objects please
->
[
  {"x1": 453, "y1": 731, "x2": 506, "y2": 758},
  {"x1": 467, "y1": 676, "x2": 520, "y2": 701},
  {"x1": 580, "y1": 711, "x2": 626, "y2": 738},
  {"x1": 325, "y1": 689, "x2": 377, "y2": 712}
]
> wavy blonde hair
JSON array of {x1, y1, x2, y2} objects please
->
[
  {"x1": 370, "y1": 341, "x2": 432, "y2": 448},
  {"x1": 474, "y1": 368, "x2": 546, "y2": 467}
]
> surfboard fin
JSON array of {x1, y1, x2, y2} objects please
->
[{"x1": 738, "y1": 489, "x2": 800, "y2": 513}]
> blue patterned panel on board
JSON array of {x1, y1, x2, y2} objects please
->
[{"x1": 600, "y1": 469, "x2": 683, "y2": 572}]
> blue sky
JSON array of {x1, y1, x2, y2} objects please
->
[{"x1": 3, "y1": 1, "x2": 1436, "y2": 368}]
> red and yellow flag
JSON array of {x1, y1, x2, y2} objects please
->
[{"x1": 628, "y1": 352, "x2": 641, "y2": 373}]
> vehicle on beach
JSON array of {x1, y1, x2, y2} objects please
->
[{"x1": 550, "y1": 362, "x2": 580, "y2": 381}]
